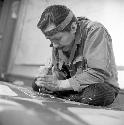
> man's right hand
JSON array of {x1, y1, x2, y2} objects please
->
[{"x1": 35, "y1": 75, "x2": 54, "y2": 87}]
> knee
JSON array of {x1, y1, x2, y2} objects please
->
[{"x1": 79, "y1": 83, "x2": 117, "y2": 106}]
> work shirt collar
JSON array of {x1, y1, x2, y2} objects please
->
[{"x1": 68, "y1": 23, "x2": 82, "y2": 65}]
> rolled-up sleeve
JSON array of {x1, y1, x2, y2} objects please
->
[
  {"x1": 69, "y1": 68, "x2": 107, "y2": 91},
  {"x1": 68, "y1": 23, "x2": 113, "y2": 91}
]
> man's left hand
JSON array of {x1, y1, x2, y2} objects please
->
[{"x1": 36, "y1": 75, "x2": 60, "y2": 91}]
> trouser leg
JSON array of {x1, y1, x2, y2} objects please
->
[
  {"x1": 78, "y1": 83, "x2": 119, "y2": 106},
  {"x1": 56, "y1": 83, "x2": 119, "y2": 106}
]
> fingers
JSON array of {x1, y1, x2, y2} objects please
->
[
  {"x1": 35, "y1": 80, "x2": 44, "y2": 87},
  {"x1": 34, "y1": 75, "x2": 59, "y2": 91},
  {"x1": 35, "y1": 79, "x2": 52, "y2": 87},
  {"x1": 35, "y1": 80, "x2": 57, "y2": 90},
  {"x1": 37, "y1": 75, "x2": 53, "y2": 82}
]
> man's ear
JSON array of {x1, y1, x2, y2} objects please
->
[{"x1": 71, "y1": 22, "x2": 77, "y2": 34}]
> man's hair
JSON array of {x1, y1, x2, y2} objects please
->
[{"x1": 37, "y1": 5, "x2": 77, "y2": 33}]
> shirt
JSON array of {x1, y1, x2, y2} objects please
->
[{"x1": 48, "y1": 17, "x2": 119, "y2": 91}]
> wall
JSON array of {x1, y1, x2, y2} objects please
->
[
  {"x1": 0, "y1": 0, "x2": 20, "y2": 77},
  {"x1": 8, "y1": 0, "x2": 124, "y2": 71}
]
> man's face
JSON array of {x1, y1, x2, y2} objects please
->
[{"x1": 44, "y1": 24, "x2": 75, "y2": 49}]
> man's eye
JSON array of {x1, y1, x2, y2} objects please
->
[
  {"x1": 54, "y1": 38, "x2": 61, "y2": 41},
  {"x1": 51, "y1": 39, "x2": 61, "y2": 43}
]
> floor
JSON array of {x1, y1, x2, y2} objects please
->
[{"x1": 0, "y1": 81, "x2": 124, "y2": 125}]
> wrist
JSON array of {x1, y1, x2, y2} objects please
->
[{"x1": 58, "y1": 79, "x2": 72, "y2": 90}]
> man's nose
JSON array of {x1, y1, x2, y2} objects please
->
[{"x1": 53, "y1": 43, "x2": 59, "y2": 48}]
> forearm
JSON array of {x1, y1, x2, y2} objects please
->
[
  {"x1": 68, "y1": 68, "x2": 107, "y2": 91},
  {"x1": 58, "y1": 79, "x2": 73, "y2": 91}
]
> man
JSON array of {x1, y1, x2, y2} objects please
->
[{"x1": 32, "y1": 5, "x2": 120, "y2": 106}]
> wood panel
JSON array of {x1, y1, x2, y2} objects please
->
[{"x1": 0, "y1": 0, "x2": 20, "y2": 78}]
